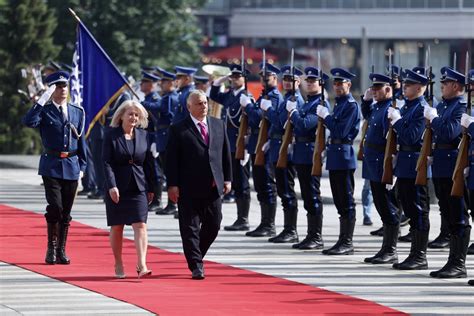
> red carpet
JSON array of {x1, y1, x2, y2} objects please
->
[{"x1": 0, "y1": 205, "x2": 404, "y2": 315}]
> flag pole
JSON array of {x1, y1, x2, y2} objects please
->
[{"x1": 68, "y1": 8, "x2": 140, "y2": 101}]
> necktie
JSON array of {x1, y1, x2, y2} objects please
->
[
  {"x1": 58, "y1": 105, "x2": 66, "y2": 122},
  {"x1": 198, "y1": 122, "x2": 209, "y2": 145}
]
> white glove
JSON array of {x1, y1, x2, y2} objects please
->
[
  {"x1": 363, "y1": 88, "x2": 372, "y2": 101},
  {"x1": 262, "y1": 140, "x2": 270, "y2": 153},
  {"x1": 427, "y1": 156, "x2": 433, "y2": 166},
  {"x1": 150, "y1": 143, "x2": 159, "y2": 158},
  {"x1": 316, "y1": 105, "x2": 329, "y2": 119},
  {"x1": 423, "y1": 106, "x2": 438, "y2": 122},
  {"x1": 461, "y1": 113, "x2": 474, "y2": 129},
  {"x1": 464, "y1": 167, "x2": 470, "y2": 178},
  {"x1": 387, "y1": 107, "x2": 401, "y2": 125},
  {"x1": 260, "y1": 99, "x2": 272, "y2": 111},
  {"x1": 213, "y1": 75, "x2": 229, "y2": 86},
  {"x1": 286, "y1": 100, "x2": 297, "y2": 113},
  {"x1": 240, "y1": 94, "x2": 251, "y2": 108},
  {"x1": 37, "y1": 84, "x2": 56, "y2": 106},
  {"x1": 240, "y1": 150, "x2": 250, "y2": 166}
]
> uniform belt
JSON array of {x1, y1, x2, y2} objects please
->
[
  {"x1": 295, "y1": 136, "x2": 315, "y2": 143},
  {"x1": 330, "y1": 139, "x2": 353, "y2": 145},
  {"x1": 433, "y1": 143, "x2": 457, "y2": 150},
  {"x1": 156, "y1": 124, "x2": 170, "y2": 129},
  {"x1": 365, "y1": 142, "x2": 386, "y2": 152},
  {"x1": 45, "y1": 149, "x2": 78, "y2": 158},
  {"x1": 397, "y1": 145, "x2": 421, "y2": 152}
]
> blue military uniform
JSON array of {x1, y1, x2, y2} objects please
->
[
  {"x1": 23, "y1": 71, "x2": 86, "y2": 265},
  {"x1": 210, "y1": 64, "x2": 252, "y2": 231},
  {"x1": 290, "y1": 66, "x2": 330, "y2": 249},
  {"x1": 321, "y1": 68, "x2": 360, "y2": 256},
  {"x1": 429, "y1": 67, "x2": 470, "y2": 278},
  {"x1": 391, "y1": 68, "x2": 431, "y2": 270},
  {"x1": 361, "y1": 73, "x2": 400, "y2": 264},
  {"x1": 172, "y1": 66, "x2": 196, "y2": 124},
  {"x1": 243, "y1": 63, "x2": 282, "y2": 237},
  {"x1": 265, "y1": 65, "x2": 304, "y2": 243}
]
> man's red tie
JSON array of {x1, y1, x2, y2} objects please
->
[{"x1": 198, "y1": 122, "x2": 209, "y2": 145}]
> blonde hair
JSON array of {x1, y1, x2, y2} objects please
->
[{"x1": 110, "y1": 100, "x2": 149, "y2": 128}]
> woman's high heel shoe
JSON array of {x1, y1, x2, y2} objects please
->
[
  {"x1": 115, "y1": 265, "x2": 126, "y2": 279},
  {"x1": 136, "y1": 265, "x2": 152, "y2": 279}
]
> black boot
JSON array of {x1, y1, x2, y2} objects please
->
[
  {"x1": 224, "y1": 198, "x2": 250, "y2": 231},
  {"x1": 246, "y1": 203, "x2": 276, "y2": 237},
  {"x1": 293, "y1": 213, "x2": 323, "y2": 249},
  {"x1": 428, "y1": 216, "x2": 450, "y2": 249},
  {"x1": 469, "y1": 279, "x2": 474, "y2": 285},
  {"x1": 370, "y1": 226, "x2": 384, "y2": 236},
  {"x1": 149, "y1": 184, "x2": 163, "y2": 212},
  {"x1": 430, "y1": 227, "x2": 470, "y2": 278},
  {"x1": 322, "y1": 217, "x2": 355, "y2": 255},
  {"x1": 393, "y1": 229, "x2": 428, "y2": 270},
  {"x1": 56, "y1": 223, "x2": 71, "y2": 264},
  {"x1": 467, "y1": 243, "x2": 474, "y2": 255},
  {"x1": 269, "y1": 208, "x2": 298, "y2": 243},
  {"x1": 156, "y1": 199, "x2": 177, "y2": 215},
  {"x1": 371, "y1": 224, "x2": 399, "y2": 264},
  {"x1": 398, "y1": 230, "x2": 412, "y2": 242},
  {"x1": 45, "y1": 222, "x2": 58, "y2": 264}
]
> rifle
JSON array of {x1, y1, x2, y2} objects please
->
[
  {"x1": 311, "y1": 51, "x2": 326, "y2": 176},
  {"x1": 357, "y1": 49, "x2": 375, "y2": 161},
  {"x1": 254, "y1": 48, "x2": 270, "y2": 166},
  {"x1": 415, "y1": 47, "x2": 433, "y2": 186},
  {"x1": 451, "y1": 51, "x2": 471, "y2": 197},
  {"x1": 277, "y1": 48, "x2": 296, "y2": 169},
  {"x1": 381, "y1": 49, "x2": 398, "y2": 184},
  {"x1": 235, "y1": 45, "x2": 249, "y2": 160}
]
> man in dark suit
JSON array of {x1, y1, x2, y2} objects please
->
[{"x1": 165, "y1": 90, "x2": 232, "y2": 280}]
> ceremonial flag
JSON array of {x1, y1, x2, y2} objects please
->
[
  {"x1": 70, "y1": 40, "x2": 82, "y2": 107},
  {"x1": 75, "y1": 16, "x2": 129, "y2": 137}
]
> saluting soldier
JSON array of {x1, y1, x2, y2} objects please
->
[
  {"x1": 210, "y1": 65, "x2": 252, "y2": 231},
  {"x1": 289, "y1": 66, "x2": 330, "y2": 250},
  {"x1": 172, "y1": 66, "x2": 196, "y2": 125},
  {"x1": 426, "y1": 66, "x2": 470, "y2": 278},
  {"x1": 388, "y1": 69, "x2": 431, "y2": 270},
  {"x1": 240, "y1": 63, "x2": 282, "y2": 238},
  {"x1": 23, "y1": 71, "x2": 87, "y2": 265},
  {"x1": 140, "y1": 71, "x2": 163, "y2": 213},
  {"x1": 361, "y1": 73, "x2": 401, "y2": 264},
  {"x1": 317, "y1": 68, "x2": 360, "y2": 255},
  {"x1": 263, "y1": 65, "x2": 304, "y2": 244},
  {"x1": 459, "y1": 68, "x2": 474, "y2": 286}
]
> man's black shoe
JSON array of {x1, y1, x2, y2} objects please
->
[
  {"x1": 78, "y1": 189, "x2": 91, "y2": 196},
  {"x1": 363, "y1": 217, "x2": 373, "y2": 226},
  {"x1": 370, "y1": 227, "x2": 384, "y2": 236},
  {"x1": 192, "y1": 266, "x2": 205, "y2": 280}
]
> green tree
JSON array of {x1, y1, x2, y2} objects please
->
[
  {"x1": 0, "y1": 0, "x2": 59, "y2": 154},
  {"x1": 49, "y1": 0, "x2": 207, "y2": 77}
]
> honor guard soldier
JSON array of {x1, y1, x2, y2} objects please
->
[
  {"x1": 172, "y1": 66, "x2": 196, "y2": 124},
  {"x1": 361, "y1": 73, "x2": 401, "y2": 264},
  {"x1": 289, "y1": 67, "x2": 330, "y2": 249},
  {"x1": 389, "y1": 69, "x2": 431, "y2": 270},
  {"x1": 317, "y1": 68, "x2": 360, "y2": 255},
  {"x1": 264, "y1": 65, "x2": 304, "y2": 244},
  {"x1": 240, "y1": 63, "x2": 282, "y2": 237},
  {"x1": 427, "y1": 66, "x2": 470, "y2": 278},
  {"x1": 23, "y1": 71, "x2": 87, "y2": 265},
  {"x1": 195, "y1": 75, "x2": 210, "y2": 94},
  {"x1": 140, "y1": 71, "x2": 163, "y2": 212},
  {"x1": 461, "y1": 69, "x2": 474, "y2": 286},
  {"x1": 211, "y1": 65, "x2": 252, "y2": 231}
]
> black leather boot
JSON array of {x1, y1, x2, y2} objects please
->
[
  {"x1": 224, "y1": 198, "x2": 250, "y2": 231},
  {"x1": 393, "y1": 229, "x2": 428, "y2": 270},
  {"x1": 156, "y1": 199, "x2": 177, "y2": 215},
  {"x1": 370, "y1": 226, "x2": 384, "y2": 236},
  {"x1": 323, "y1": 217, "x2": 355, "y2": 255},
  {"x1": 467, "y1": 243, "x2": 474, "y2": 255},
  {"x1": 149, "y1": 184, "x2": 163, "y2": 212},
  {"x1": 428, "y1": 216, "x2": 450, "y2": 249},
  {"x1": 246, "y1": 203, "x2": 276, "y2": 237},
  {"x1": 398, "y1": 230, "x2": 412, "y2": 242},
  {"x1": 371, "y1": 224, "x2": 399, "y2": 264},
  {"x1": 430, "y1": 227, "x2": 470, "y2": 278},
  {"x1": 45, "y1": 222, "x2": 58, "y2": 264},
  {"x1": 269, "y1": 208, "x2": 298, "y2": 243},
  {"x1": 468, "y1": 279, "x2": 474, "y2": 285},
  {"x1": 293, "y1": 213, "x2": 323, "y2": 249},
  {"x1": 56, "y1": 223, "x2": 71, "y2": 264}
]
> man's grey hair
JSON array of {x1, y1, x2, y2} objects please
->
[{"x1": 186, "y1": 89, "x2": 207, "y2": 105}]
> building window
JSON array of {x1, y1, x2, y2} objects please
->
[
  {"x1": 464, "y1": 0, "x2": 474, "y2": 7},
  {"x1": 326, "y1": 0, "x2": 341, "y2": 8},
  {"x1": 444, "y1": 0, "x2": 460, "y2": 7},
  {"x1": 375, "y1": 0, "x2": 393, "y2": 8},
  {"x1": 309, "y1": 0, "x2": 325, "y2": 8},
  {"x1": 393, "y1": 0, "x2": 409, "y2": 8},
  {"x1": 409, "y1": 0, "x2": 426, "y2": 8},
  {"x1": 360, "y1": 0, "x2": 375, "y2": 8}
]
